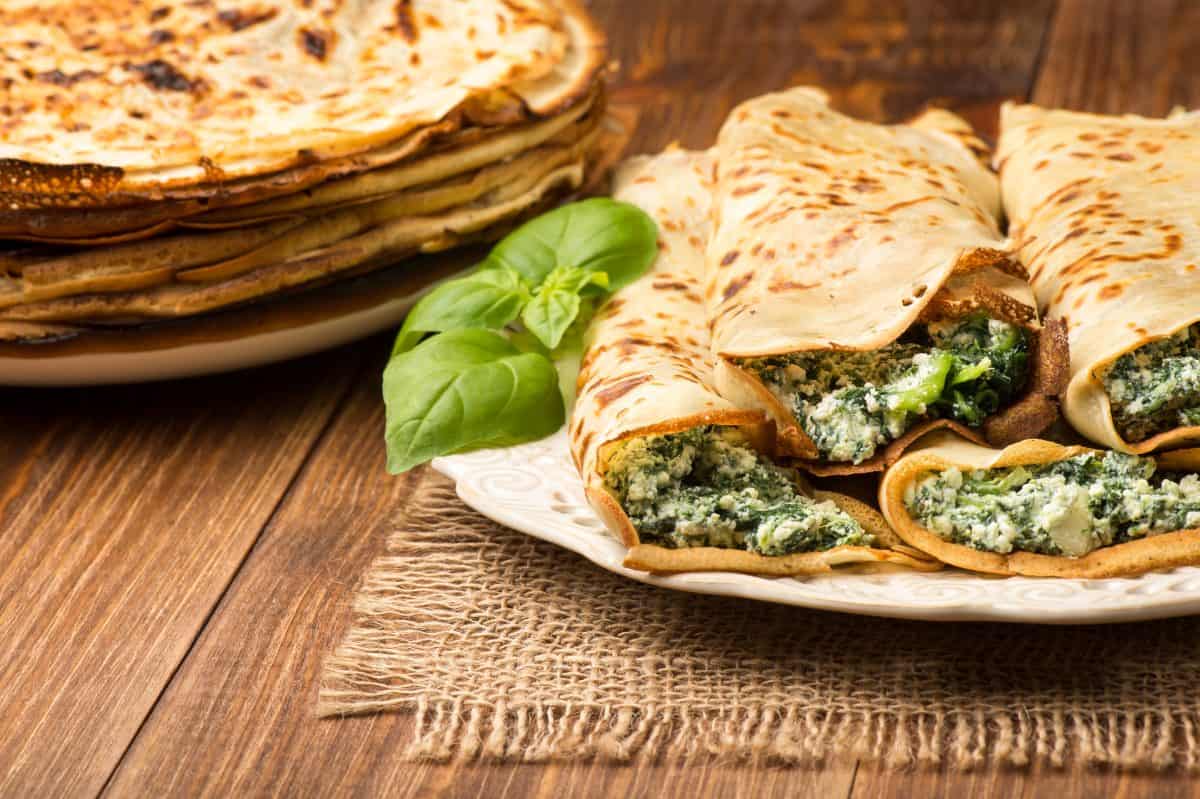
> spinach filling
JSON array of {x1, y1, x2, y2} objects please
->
[
  {"x1": 906, "y1": 452, "x2": 1200, "y2": 557},
  {"x1": 603, "y1": 426, "x2": 873, "y2": 554},
  {"x1": 740, "y1": 314, "x2": 1031, "y2": 464},
  {"x1": 1101, "y1": 324, "x2": 1200, "y2": 443}
]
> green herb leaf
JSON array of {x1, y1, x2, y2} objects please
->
[
  {"x1": 383, "y1": 329, "x2": 564, "y2": 473},
  {"x1": 520, "y1": 265, "x2": 608, "y2": 350},
  {"x1": 391, "y1": 267, "x2": 530, "y2": 355},
  {"x1": 483, "y1": 198, "x2": 658, "y2": 292}
]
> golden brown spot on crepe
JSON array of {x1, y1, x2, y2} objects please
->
[
  {"x1": 825, "y1": 225, "x2": 857, "y2": 256},
  {"x1": 651, "y1": 279, "x2": 690, "y2": 292},
  {"x1": 719, "y1": 250, "x2": 740, "y2": 267},
  {"x1": 1099, "y1": 283, "x2": 1124, "y2": 300},
  {"x1": 389, "y1": 0, "x2": 420, "y2": 42},
  {"x1": 632, "y1": 175, "x2": 655, "y2": 184},
  {"x1": 770, "y1": 278, "x2": 819, "y2": 291},
  {"x1": 722, "y1": 273, "x2": 752, "y2": 301},
  {"x1": 731, "y1": 183, "x2": 764, "y2": 198},
  {"x1": 1034, "y1": 159, "x2": 1049, "y2": 171},
  {"x1": 1106, "y1": 153, "x2": 1135, "y2": 162},
  {"x1": 217, "y1": 7, "x2": 278, "y2": 30}
]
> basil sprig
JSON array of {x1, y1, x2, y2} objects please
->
[{"x1": 384, "y1": 198, "x2": 658, "y2": 473}]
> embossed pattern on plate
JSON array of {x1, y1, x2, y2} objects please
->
[{"x1": 434, "y1": 429, "x2": 1200, "y2": 623}]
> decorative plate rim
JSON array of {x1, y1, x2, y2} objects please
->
[{"x1": 434, "y1": 428, "x2": 1200, "y2": 624}]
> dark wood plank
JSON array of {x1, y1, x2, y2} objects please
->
[
  {"x1": 104, "y1": 341, "x2": 858, "y2": 797},
  {"x1": 850, "y1": 764, "x2": 1196, "y2": 799},
  {"x1": 852, "y1": 1, "x2": 1200, "y2": 793},
  {"x1": 0, "y1": 349, "x2": 360, "y2": 797},
  {"x1": 1030, "y1": 0, "x2": 1200, "y2": 114}
]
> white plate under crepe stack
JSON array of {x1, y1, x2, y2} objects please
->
[{"x1": 0, "y1": 0, "x2": 613, "y2": 383}]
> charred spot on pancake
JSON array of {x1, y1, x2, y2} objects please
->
[
  {"x1": 150, "y1": 6, "x2": 172, "y2": 21},
  {"x1": 299, "y1": 28, "x2": 333, "y2": 61},
  {"x1": 217, "y1": 7, "x2": 279, "y2": 31},
  {"x1": 36, "y1": 69, "x2": 101, "y2": 88},
  {"x1": 392, "y1": 0, "x2": 420, "y2": 43},
  {"x1": 148, "y1": 29, "x2": 175, "y2": 45},
  {"x1": 128, "y1": 60, "x2": 198, "y2": 93}
]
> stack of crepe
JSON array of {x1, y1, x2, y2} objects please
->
[{"x1": 0, "y1": 0, "x2": 608, "y2": 343}]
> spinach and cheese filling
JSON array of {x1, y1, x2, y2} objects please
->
[
  {"x1": 603, "y1": 425, "x2": 873, "y2": 553},
  {"x1": 1101, "y1": 324, "x2": 1200, "y2": 443},
  {"x1": 740, "y1": 314, "x2": 1031, "y2": 464},
  {"x1": 905, "y1": 452, "x2": 1200, "y2": 557}
]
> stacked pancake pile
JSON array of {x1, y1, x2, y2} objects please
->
[{"x1": 0, "y1": 0, "x2": 607, "y2": 343}]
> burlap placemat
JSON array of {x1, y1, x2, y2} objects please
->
[{"x1": 319, "y1": 470, "x2": 1200, "y2": 770}]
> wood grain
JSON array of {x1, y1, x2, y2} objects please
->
[
  {"x1": 0, "y1": 350, "x2": 360, "y2": 797},
  {"x1": 14, "y1": 1, "x2": 1200, "y2": 797},
  {"x1": 103, "y1": 339, "x2": 859, "y2": 798},
  {"x1": 852, "y1": 2, "x2": 1200, "y2": 794}
]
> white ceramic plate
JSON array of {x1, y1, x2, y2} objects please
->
[{"x1": 434, "y1": 429, "x2": 1200, "y2": 624}]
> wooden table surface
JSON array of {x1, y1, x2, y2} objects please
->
[{"x1": 3, "y1": 1, "x2": 1199, "y2": 796}]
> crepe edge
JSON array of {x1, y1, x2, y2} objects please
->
[{"x1": 879, "y1": 437, "x2": 1200, "y2": 577}]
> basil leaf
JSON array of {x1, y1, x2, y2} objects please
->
[
  {"x1": 383, "y1": 329, "x2": 563, "y2": 473},
  {"x1": 392, "y1": 267, "x2": 529, "y2": 355},
  {"x1": 483, "y1": 198, "x2": 658, "y2": 292},
  {"x1": 550, "y1": 296, "x2": 599, "y2": 410},
  {"x1": 520, "y1": 265, "x2": 608, "y2": 350}
]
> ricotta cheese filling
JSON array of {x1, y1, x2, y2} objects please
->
[
  {"x1": 740, "y1": 314, "x2": 1031, "y2": 464},
  {"x1": 603, "y1": 426, "x2": 873, "y2": 553},
  {"x1": 905, "y1": 452, "x2": 1200, "y2": 557},
  {"x1": 1100, "y1": 324, "x2": 1200, "y2": 443}
]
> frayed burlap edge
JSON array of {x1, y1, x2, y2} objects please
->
[{"x1": 319, "y1": 472, "x2": 1200, "y2": 770}]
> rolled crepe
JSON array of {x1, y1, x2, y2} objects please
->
[
  {"x1": 569, "y1": 149, "x2": 936, "y2": 575},
  {"x1": 706, "y1": 87, "x2": 1066, "y2": 475},
  {"x1": 997, "y1": 103, "x2": 1200, "y2": 453},
  {"x1": 880, "y1": 432, "x2": 1200, "y2": 578}
]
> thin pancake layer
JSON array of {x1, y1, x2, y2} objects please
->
[
  {"x1": 0, "y1": 162, "x2": 584, "y2": 322},
  {"x1": 707, "y1": 87, "x2": 1012, "y2": 358},
  {"x1": 706, "y1": 88, "x2": 1060, "y2": 468},
  {"x1": 880, "y1": 433, "x2": 1200, "y2": 577},
  {"x1": 0, "y1": 0, "x2": 604, "y2": 197},
  {"x1": 571, "y1": 149, "x2": 934, "y2": 575},
  {"x1": 996, "y1": 103, "x2": 1200, "y2": 453},
  {"x1": 0, "y1": 86, "x2": 602, "y2": 240}
]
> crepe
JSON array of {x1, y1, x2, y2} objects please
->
[
  {"x1": 1, "y1": 88, "x2": 605, "y2": 243},
  {"x1": 569, "y1": 149, "x2": 936, "y2": 575},
  {"x1": 996, "y1": 103, "x2": 1200, "y2": 453},
  {"x1": 0, "y1": 162, "x2": 585, "y2": 323},
  {"x1": 0, "y1": 0, "x2": 604, "y2": 201},
  {"x1": 880, "y1": 432, "x2": 1200, "y2": 578},
  {"x1": 706, "y1": 87, "x2": 1066, "y2": 473}
]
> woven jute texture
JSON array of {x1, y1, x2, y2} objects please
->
[{"x1": 319, "y1": 470, "x2": 1200, "y2": 770}]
